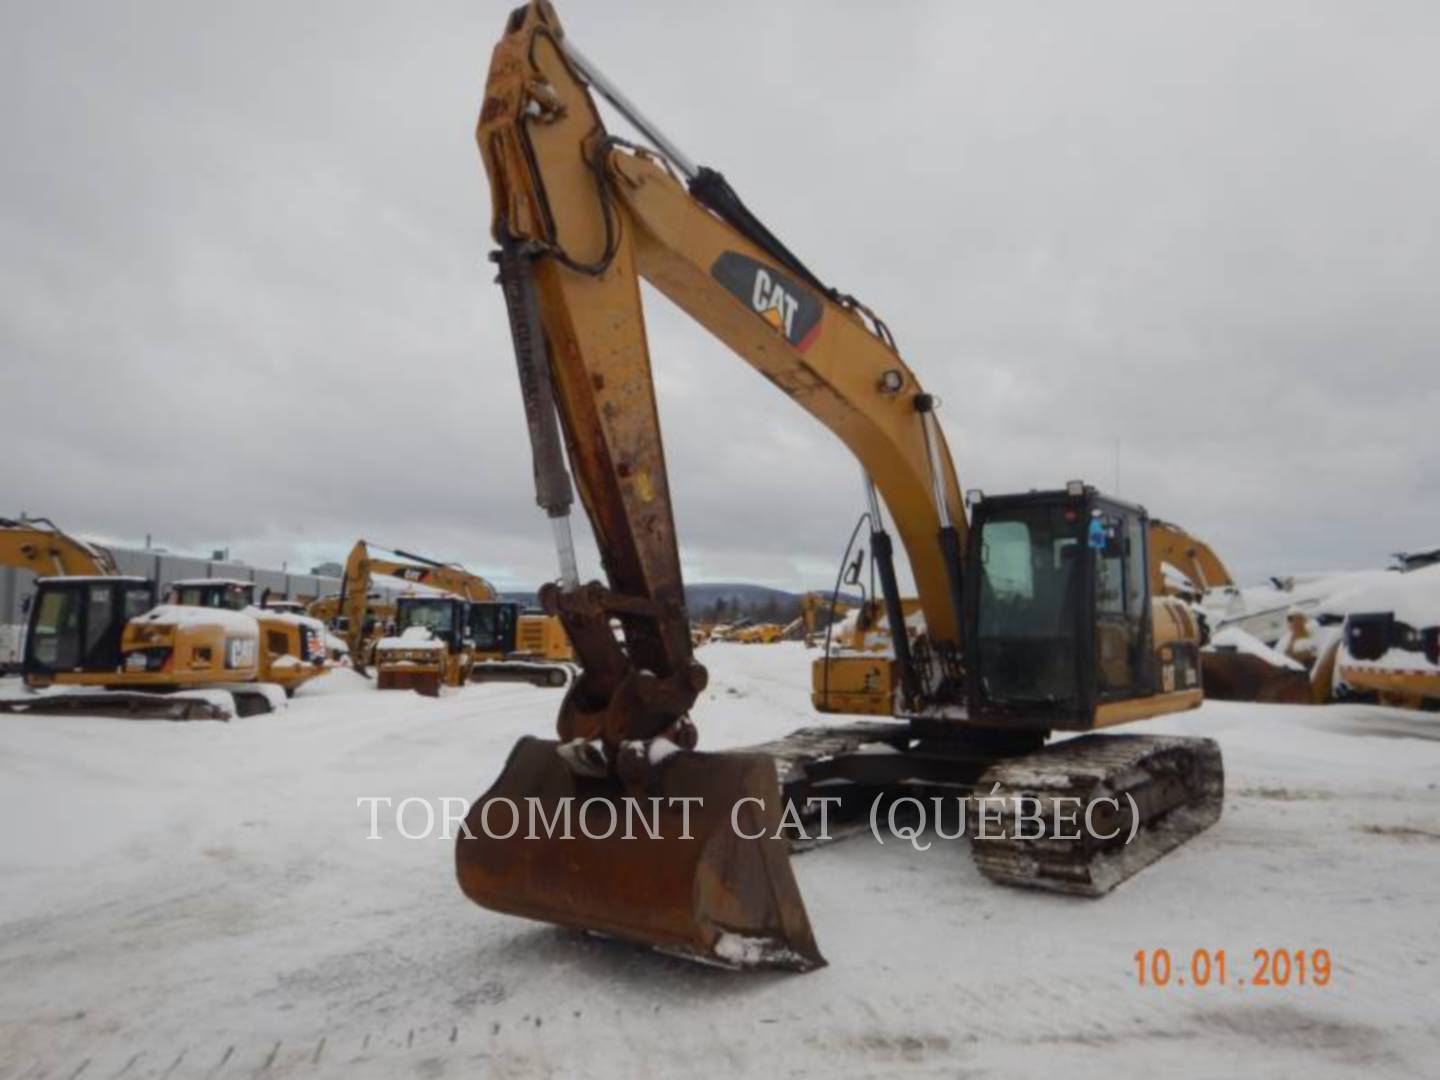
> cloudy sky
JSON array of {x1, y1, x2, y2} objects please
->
[{"x1": 2, "y1": 0, "x2": 1436, "y2": 591}]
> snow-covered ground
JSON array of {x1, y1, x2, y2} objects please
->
[{"x1": 1, "y1": 643, "x2": 1438, "y2": 1078}]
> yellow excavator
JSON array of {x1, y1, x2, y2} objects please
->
[
  {"x1": 0, "y1": 518, "x2": 294, "y2": 717},
  {"x1": 795, "y1": 592, "x2": 856, "y2": 646},
  {"x1": 1147, "y1": 521, "x2": 1315, "y2": 703},
  {"x1": 162, "y1": 578, "x2": 328, "y2": 696},
  {"x1": 336, "y1": 540, "x2": 572, "y2": 693},
  {"x1": 1148, "y1": 519, "x2": 1238, "y2": 602},
  {"x1": 456, "y1": 2, "x2": 1224, "y2": 971},
  {"x1": 0, "y1": 515, "x2": 121, "y2": 579}
]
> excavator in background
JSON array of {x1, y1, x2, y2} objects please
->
[
  {"x1": 1148, "y1": 519, "x2": 1240, "y2": 604},
  {"x1": 336, "y1": 540, "x2": 572, "y2": 693},
  {"x1": 1, "y1": 516, "x2": 121, "y2": 674},
  {"x1": 1, "y1": 515, "x2": 121, "y2": 578},
  {"x1": 1147, "y1": 521, "x2": 1314, "y2": 704},
  {"x1": 163, "y1": 578, "x2": 328, "y2": 696},
  {"x1": 796, "y1": 592, "x2": 856, "y2": 646},
  {"x1": 0, "y1": 518, "x2": 291, "y2": 718},
  {"x1": 456, "y1": 2, "x2": 1224, "y2": 972},
  {"x1": 336, "y1": 539, "x2": 492, "y2": 678}
]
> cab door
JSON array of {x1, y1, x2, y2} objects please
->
[
  {"x1": 24, "y1": 583, "x2": 86, "y2": 674},
  {"x1": 1091, "y1": 505, "x2": 1154, "y2": 699}
]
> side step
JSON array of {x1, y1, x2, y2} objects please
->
[{"x1": 969, "y1": 734, "x2": 1223, "y2": 896}]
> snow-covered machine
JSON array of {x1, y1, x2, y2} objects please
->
[
  {"x1": 375, "y1": 595, "x2": 475, "y2": 696},
  {"x1": 1322, "y1": 565, "x2": 1440, "y2": 709},
  {"x1": 165, "y1": 579, "x2": 328, "y2": 696},
  {"x1": 3, "y1": 576, "x2": 283, "y2": 719},
  {"x1": 0, "y1": 520, "x2": 316, "y2": 718}
]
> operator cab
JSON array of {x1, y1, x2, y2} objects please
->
[
  {"x1": 964, "y1": 482, "x2": 1158, "y2": 728},
  {"x1": 23, "y1": 577, "x2": 156, "y2": 678},
  {"x1": 394, "y1": 595, "x2": 470, "y2": 653},
  {"x1": 169, "y1": 579, "x2": 256, "y2": 611},
  {"x1": 468, "y1": 601, "x2": 520, "y2": 655}
]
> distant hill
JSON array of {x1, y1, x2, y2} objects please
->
[
  {"x1": 502, "y1": 582, "x2": 861, "y2": 621},
  {"x1": 684, "y1": 582, "x2": 795, "y2": 611}
]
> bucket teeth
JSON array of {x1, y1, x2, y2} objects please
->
[{"x1": 968, "y1": 734, "x2": 1223, "y2": 896}]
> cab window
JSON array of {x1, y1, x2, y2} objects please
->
[{"x1": 30, "y1": 589, "x2": 82, "y2": 669}]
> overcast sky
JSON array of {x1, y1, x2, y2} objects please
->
[{"x1": 2, "y1": 1, "x2": 1436, "y2": 591}]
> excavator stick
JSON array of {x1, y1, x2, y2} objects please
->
[{"x1": 456, "y1": 736, "x2": 825, "y2": 970}]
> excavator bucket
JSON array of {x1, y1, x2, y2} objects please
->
[
  {"x1": 456, "y1": 736, "x2": 825, "y2": 971},
  {"x1": 377, "y1": 669, "x2": 442, "y2": 697},
  {"x1": 1201, "y1": 650, "x2": 1313, "y2": 704}
]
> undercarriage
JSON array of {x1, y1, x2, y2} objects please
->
[{"x1": 743, "y1": 720, "x2": 1223, "y2": 895}]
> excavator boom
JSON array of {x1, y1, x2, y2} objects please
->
[{"x1": 0, "y1": 516, "x2": 118, "y2": 577}]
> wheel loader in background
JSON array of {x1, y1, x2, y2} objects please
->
[
  {"x1": 455, "y1": 1, "x2": 1225, "y2": 972},
  {"x1": 0, "y1": 518, "x2": 293, "y2": 718}
]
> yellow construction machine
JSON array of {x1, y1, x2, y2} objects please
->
[
  {"x1": 1148, "y1": 519, "x2": 1238, "y2": 602},
  {"x1": 1146, "y1": 521, "x2": 1314, "y2": 703},
  {"x1": 162, "y1": 579, "x2": 328, "y2": 696},
  {"x1": 1328, "y1": 572, "x2": 1440, "y2": 710},
  {"x1": 0, "y1": 519, "x2": 291, "y2": 718},
  {"x1": 336, "y1": 540, "x2": 572, "y2": 693},
  {"x1": 795, "y1": 592, "x2": 855, "y2": 646},
  {"x1": 730, "y1": 622, "x2": 784, "y2": 644},
  {"x1": 455, "y1": 2, "x2": 1225, "y2": 972}
]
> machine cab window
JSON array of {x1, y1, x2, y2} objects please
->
[
  {"x1": 24, "y1": 578, "x2": 156, "y2": 676},
  {"x1": 395, "y1": 597, "x2": 464, "y2": 650},
  {"x1": 468, "y1": 602, "x2": 519, "y2": 654},
  {"x1": 169, "y1": 580, "x2": 254, "y2": 611}
]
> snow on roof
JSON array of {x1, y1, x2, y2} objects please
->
[
  {"x1": 36, "y1": 575, "x2": 150, "y2": 584},
  {"x1": 130, "y1": 604, "x2": 259, "y2": 636},
  {"x1": 377, "y1": 626, "x2": 444, "y2": 652},
  {"x1": 245, "y1": 607, "x2": 324, "y2": 634},
  {"x1": 1323, "y1": 564, "x2": 1440, "y2": 627},
  {"x1": 1209, "y1": 626, "x2": 1305, "y2": 672}
]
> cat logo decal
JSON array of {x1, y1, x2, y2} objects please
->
[{"x1": 711, "y1": 252, "x2": 823, "y2": 353}]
